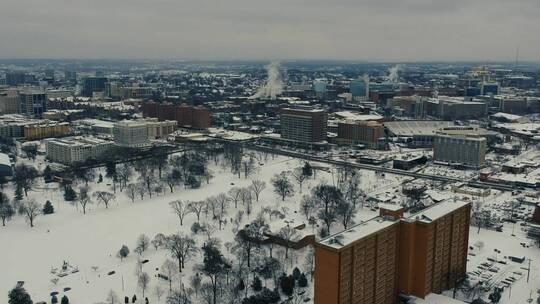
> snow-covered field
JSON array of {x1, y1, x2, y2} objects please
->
[{"x1": 1, "y1": 153, "x2": 399, "y2": 304}]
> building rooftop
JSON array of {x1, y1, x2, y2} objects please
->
[
  {"x1": 384, "y1": 120, "x2": 454, "y2": 137},
  {"x1": 319, "y1": 216, "x2": 397, "y2": 249},
  {"x1": 407, "y1": 200, "x2": 470, "y2": 223}
]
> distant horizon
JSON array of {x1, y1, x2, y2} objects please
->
[{"x1": 0, "y1": 57, "x2": 539, "y2": 65}]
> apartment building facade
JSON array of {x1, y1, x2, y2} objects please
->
[
  {"x1": 314, "y1": 200, "x2": 471, "y2": 304},
  {"x1": 433, "y1": 134, "x2": 487, "y2": 168},
  {"x1": 280, "y1": 107, "x2": 327, "y2": 142},
  {"x1": 45, "y1": 137, "x2": 113, "y2": 165},
  {"x1": 113, "y1": 120, "x2": 150, "y2": 148},
  {"x1": 336, "y1": 120, "x2": 384, "y2": 148}
]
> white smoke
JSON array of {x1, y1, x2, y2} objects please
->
[
  {"x1": 388, "y1": 64, "x2": 401, "y2": 82},
  {"x1": 250, "y1": 62, "x2": 284, "y2": 99}
]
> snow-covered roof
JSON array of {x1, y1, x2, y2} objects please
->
[
  {"x1": 319, "y1": 217, "x2": 398, "y2": 249},
  {"x1": 408, "y1": 200, "x2": 470, "y2": 223}
]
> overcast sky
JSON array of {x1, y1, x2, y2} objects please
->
[{"x1": 1, "y1": 0, "x2": 539, "y2": 61}]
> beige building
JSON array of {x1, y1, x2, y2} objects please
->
[
  {"x1": 45, "y1": 136, "x2": 113, "y2": 165},
  {"x1": 140, "y1": 118, "x2": 177, "y2": 139},
  {"x1": 24, "y1": 122, "x2": 71, "y2": 140}
]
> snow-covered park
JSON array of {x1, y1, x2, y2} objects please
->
[{"x1": 1, "y1": 148, "x2": 400, "y2": 304}]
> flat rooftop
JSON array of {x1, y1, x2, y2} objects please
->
[
  {"x1": 408, "y1": 200, "x2": 470, "y2": 223},
  {"x1": 318, "y1": 216, "x2": 397, "y2": 249},
  {"x1": 384, "y1": 120, "x2": 454, "y2": 137}
]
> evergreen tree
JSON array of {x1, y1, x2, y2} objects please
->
[
  {"x1": 298, "y1": 273, "x2": 308, "y2": 288},
  {"x1": 8, "y1": 286, "x2": 33, "y2": 304},
  {"x1": 43, "y1": 166, "x2": 53, "y2": 183},
  {"x1": 292, "y1": 267, "x2": 301, "y2": 281},
  {"x1": 279, "y1": 274, "x2": 294, "y2": 296},
  {"x1": 98, "y1": 174, "x2": 103, "y2": 183},
  {"x1": 60, "y1": 295, "x2": 69, "y2": 304},
  {"x1": 252, "y1": 276, "x2": 262, "y2": 292},
  {"x1": 63, "y1": 186, "x2": 76, "y2": 201},
  {"x1": 43, "y1": 201, "x2": 54, "y2": 215},
  {"x1": 51, "y1": 295, "x2": 58, "y2": 304},
  {"x1": 237, "y1": 279, "x2": 245, "y2": 291}
]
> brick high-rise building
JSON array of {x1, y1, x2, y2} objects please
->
[
  {"x1": 191, "y1": 106, "x2": 210, "y2": 129},
  {"x1": 280, "y1": 107, "x2": 327, "y2": 142},
  {"x1": 314, "y1": 200, "x2": 471, "y2": 304}
]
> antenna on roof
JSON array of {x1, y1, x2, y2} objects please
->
[{"x1": 514, "y1": 45, "x2": 520, "y2": 70}]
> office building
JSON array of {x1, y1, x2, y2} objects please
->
[
  {"x1": 6, "y1": 72, "x2": 26, "y2": 86},
  {"x1": 81, "y1": 77, "x2": 108, "y2": 97},
  {"x1": 314, "y1": 200, "x2": 471, "y2": 304},
  {"x1": 0, "y1": 91, "x2": 21, "y2": 114},
  {"x1": 280, "y1": 107, "x2": 327, "y2": 142},
  {"x1": 64, "y1": 70, "x2": 77, "y2": 83},
  {"x1": 45, "y1": 136, "x2": 113, "y2": 165},
  {"x1": 425, "y1": 97, "x2": 488, "y2": 120},
  {"x1": 433, "y1": 134, "x2": 487, "y2": 168},
  {"x1": 113, "y1": 120, "x2": 150, "y2": 148},
  {"x1": 480, "y1": 82, "x2": 499, "y2": 95},
  {"x1": 349, "y1": 77, "x2": 369, "y2": 101},
  {"x1": 19, "y1": 92, "x2": 47, "y2": 118},
  {"x1": 24, "y1": 122, "x2": 71, "y2": 140},
  {"x1": 336, "y1": 121, "x2": 384, "y2": 148}
]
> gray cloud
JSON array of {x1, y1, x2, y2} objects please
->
[{"x1": 0, "y1": 0, "x2": 539, "y2": 61}]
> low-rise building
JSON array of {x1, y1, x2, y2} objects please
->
[
  {"x1": 24, "y1": 122, "x2": 71, "y2": 140},
  {"x1": 45, "y1": 136, "x2": 113, "y2": 165}
]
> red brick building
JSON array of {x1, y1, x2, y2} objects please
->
[
  {"x1": 141, "y1": 102, "x2": 210, "y2": 129},
  {"x1": 314, "y1": 200, "x2": 471, "y2": 304}
]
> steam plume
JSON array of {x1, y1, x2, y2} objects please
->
[
  {"x1": 250, "y1": 62, "x2": 284, "y2": 99},
  {"x1": 388, "y1": 64, "x2": 401, "y2": 82}
]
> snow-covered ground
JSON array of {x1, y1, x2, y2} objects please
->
[{"x1": 1, "y1": 152, "x2": 400, "y2": 304}]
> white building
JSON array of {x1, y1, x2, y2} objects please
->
[
  {"x1": 433, "y1": 134, "x2": 487, "y2": 168},
  {"x1": 45, "y1": 136, "x2": 113, "y2": 165},
  {"x1": 113, "y1": 120, "x2": 150, "y2": 148}
]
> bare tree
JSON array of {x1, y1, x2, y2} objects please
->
[
  {"x1": 152, "y1": 233, "x2": 166, "y2": 250},
  {"x1": 105, "y1": 289, "x2": 120, "y2": 304},
  {"x1": 22, "y1": 199, "x2": 40, "y2": 227},
  {"x1": 300, "y1": 195, "x2": 317, "y2": 220},
  {"x1": 271, "y1": 172, "x2": 294, "y2": 201},
  {"x1": 337, "y1": 201, "x2": 356, "y2": 229},
  {"x1": 117, "y1": 164, "x2": 132, "y2": 191},
  {"x1": 135, "y1": 234, "x2": 151, "y2": 255},
  {"x1": 93, "y1": 191, "x2": 116, "y2": 209},
  {"x1": 161, "y1": 259, "x2": 178, "y2": 292},
  {"x1": 126, "y1": 183, "x2": 137, "y2": 203},
  {"x1": 240, "y1": 188, "x2": 253, "y2": 216},
  {"x1": 278, "y1": 225, "x2": 300, "y2": 258},
  {"x1": 165, "y1": 233, "x2": 198, "y2": 273},
  {"x1": 165, "y1": 170, "x2": 182, "y2": 193},
  {"x1": 170, "y1": 200, "x2": 192, "y2": 226},
  {"x1": 242, "y1": 156, "x2": 256, "y2": 178},
  {"x1": 215, "y1": 193, "x2": 229, "y2": 229},
  {"x1": 250, "y1": 180, "x2": 266, "y2": 202},
  {"x1": 189, "y1": 200, "x2": 206, "y2": 222},
  {"x1": 136, "y1": 182, "x2": 146, "y2": 200},
  {"x1": 228, "y1": 187, "x2": 242, "y2": 208},
  {"x1": 290, "y1": 168, "x2": 307, "y2": 193},
  {"x1": 153, "y1": 286, "x2": 165, "y2": 303},
  {"x1": 78, "y1": 186, "x2": 92, "y2": 214},
  {"x1": 0, "y1": 193, "x2": 14, "y2": 226},
  {"x1": 137, "y1": 271, "x2": 150, "y2": 298}
]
